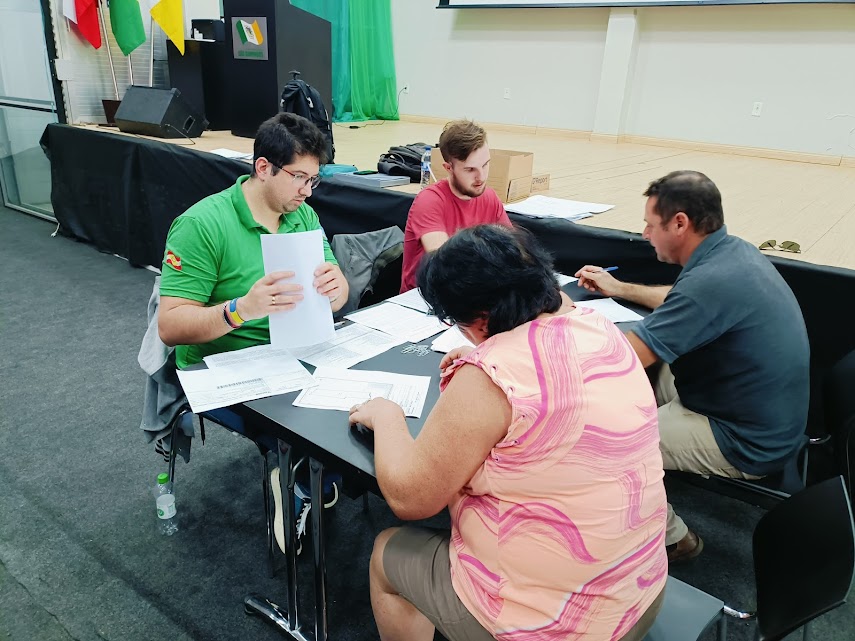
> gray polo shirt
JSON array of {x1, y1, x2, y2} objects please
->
[{"x1": 633, "y1": 226, "x2": 809, "y2": 476}]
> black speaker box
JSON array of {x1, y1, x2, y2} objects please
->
[{"x1": 115, "y1": 86, "x2": 209, "y2": 139}]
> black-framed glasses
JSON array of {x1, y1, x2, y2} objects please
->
[{"x1": 272, "y1": 164, "x2": 321, "y2": 189}]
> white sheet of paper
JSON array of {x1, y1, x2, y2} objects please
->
[
  {"x1": 203, "y1": 343, "x2": 294, "y2": 369},
  {"x1": 177, "y1": 357, "x2": 315, "y2": 413},
  {"x1": 430, "y1": 325, "x2": 475, "y2": 354},
  {"x1": 290, "y1": 324, "x2": 406, "y2": 369},
  {"x1": 386, "y1": 288, "x2": 432, "y2": 314},
  {"x1": 208, "y1": 148, "x2": 253, "y2": 161},
  {"x1": 345, "y1": 303, "x2": 446, "y2": 343},
  {"x1": 576, "y1": 298, "x2": 644, "y2": 323},
  {"x1": 505, "y1": 195, "x2": 613, "y2": 220},
  {"x1": 261, "y1": 230, "x2": 335, "y2": 348},
  {"x1": 555, "y1": 272, "x2": 579, "y2": 286},
  {"x1": 292, "y1": 367, "x2": 431, "y2": 418}
]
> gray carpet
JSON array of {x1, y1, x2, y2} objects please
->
[{"x1": 0, "y1": 206, "x2": 851, "y2": 641}]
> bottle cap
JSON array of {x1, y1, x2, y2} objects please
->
[{"x1": 157, "y1": 473, "x2": 170, "y2": 484}]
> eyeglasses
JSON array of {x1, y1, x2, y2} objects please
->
[
  {"x1": 759, "y1": 239, "x2": 801, "y2": 254},
  {"x1": 271, "y1": 164, "x2": 321, "y2": 189}
]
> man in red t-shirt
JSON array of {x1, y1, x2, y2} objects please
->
[{"x1": 400, "y1": 120, "x2": 513, "y2": 292}]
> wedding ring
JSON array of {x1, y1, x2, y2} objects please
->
[{"x1": 271, "y1": 295, "x2": 277, "y2": 306}]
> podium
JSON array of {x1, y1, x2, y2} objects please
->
[{"x1": 223, "y1": 0, "x2": 332, "y2": 138}]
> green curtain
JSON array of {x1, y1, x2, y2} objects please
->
[{"x1": 290, "y1": 0, "x2": 398, "y2": 122}]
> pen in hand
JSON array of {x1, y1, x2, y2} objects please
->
[{"x1": 602, "y1": 266, "x2": 619, "y2": 273}]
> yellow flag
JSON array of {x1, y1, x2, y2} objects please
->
[{"x1": 150, "y1": 0, "x2": 184, "y2": 54}]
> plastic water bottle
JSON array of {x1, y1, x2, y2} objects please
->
[
  {"x1": 155, "y1": 472, "x2": 178, "y2": 535},
  {"x1": 420, "y1": 146, "x2": 432, "y2": 190}
]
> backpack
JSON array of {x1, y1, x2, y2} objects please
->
[
  {"x1": 377, "y1": 142, "x2": 433, "y2": 183},
  {"x1": 280, "y1": 75, "x2": 335, "y2": 163}
]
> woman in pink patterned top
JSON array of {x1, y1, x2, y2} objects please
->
[{"x1": 349, "y1": 225, "x2": 667, "y2": 641}]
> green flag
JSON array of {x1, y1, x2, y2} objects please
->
[{"x1": 109, "y1": 0, "x2": 146, "y2": 56}]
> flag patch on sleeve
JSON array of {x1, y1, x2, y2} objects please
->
[{"x1": 165, "y1": 250, "x2": 182, "y2": 271}]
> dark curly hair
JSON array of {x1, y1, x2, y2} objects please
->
[
  {"x1": 417, "y1": 225, "x2": 562, "y2": 337},
  {"x1": 252, "y1": 112, "x2": 327, "y2": 176}
]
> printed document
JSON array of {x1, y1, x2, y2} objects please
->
[
  {"x1": 290, "y1": 323, "x2": 405, "y2": 369},
  {"x1": 262, "y1": 230, "x2": 335, "y2": 348},
  {"x1": 293, "y1": 367, "x2": 431, "y2": 418},
  {"x1": 345, "y1": 302, "x2": 446, "y2": 343},
  {"x1": 505, "y1": 195, "x2": 613, "y2": 220},
  {"x1": 430, "y1": 325, "x2": 475, "y2": 354},
  {"x1": 555, "y1": 272, "x2": 579, "y2": 286},
  {"x1": 386, "y1": 288, "x2": 432, "y2": 314},
  {"x1": 576, "y1": 298, "x2": 644, "y2": 323},
  {"x1": 177, "y1": 355, "x2": 315, "y2": 413},
  {"x1": 208, "y1": 148, "x2": 253, "y2": 162}
]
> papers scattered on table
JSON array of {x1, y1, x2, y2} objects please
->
[
  {"x1": 345, "y1": 302, "x2": 446, "y2": 344},
  {"x1": 555, "y1": 272, "x2": 579, "y2": 286},
  {"x1": 203, "y1": 343, "x2": 294, "y2": 369},
  {"x1": 262, "y1": 230, "x2": 335, "y2": 348},
  {"x1": 209, "y1": 148, "x2": 253, "y2": 162},
  {"x1": 290, "y1": 323, "x2": 405, "y2": 369},
  {"x1": 506, "y1": 195, "x2": 614, "y2": 221},
  {"x1": 177, "y1": 353, "x2": 315, "y2": 413},
  {"x1": 576, "y1": 298, "x2": 644, "y2": 323},
  {"x1": 293, "y1": 367, "x2": 431, "y2": 418},
  {"x1": 386, "y1": 288, "x2": 432, "y2": 314},
  {"x1": 430, "y1": 325, "x2": 475, "y2": 354}
]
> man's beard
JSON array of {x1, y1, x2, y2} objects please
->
[{"x1": 450, "y1": 175, "x2": 487, "y2": 199}]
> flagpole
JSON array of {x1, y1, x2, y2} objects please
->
[
  {"x1": 128, "y1": 53, "x2": 135, "y2": 86},
  {"x1": 149, "y1": 17, "x2": 154, "y2": 87},
  {"x1": 97, "y1": 0, "x2": 119, "y2": 99}
]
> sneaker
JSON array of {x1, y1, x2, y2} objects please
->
[
  {"x1": 666, "y1": 529, "x2": 704, "y2": 564},
  {"x1": 271, "y1": 468, "x2": 339, "y2": 556}
]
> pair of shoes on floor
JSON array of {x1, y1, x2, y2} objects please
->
[
  {"x1": 666, "y1": 529, "x2": 704, "y2": 564},
  {"x1": 271, "y1": 467, "x2": 340, "y2": 555}
]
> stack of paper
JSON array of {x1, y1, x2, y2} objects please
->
[
  {"x1": 386, "y1": 288, "x2": 432, "y2": 314},
  {"x1": 179, "y1": 349, "x2": 315, "y2": 413},
  {"x1": 345, "y1": 303, "x2": 446, "y2": 343},
  {"x1": 430, "y1": 325, "x2": 475, "y2": 354},
  {"x1": 209, "y1": 148, "x2": 253, "y2": 162},
  {"x1": 506, "y1": 195, "x2": 614, "y2": 221},
  {"x1": 555, "y1": 272, "x2": 579, "y2": 286},
  {"x1": 290, "y1": 324, "x2": 405, "y2": 369},
  {"x1": 576, "y1": 298, "x2": 643, "y2": 323},
  {"x1": 293, "y1": 367, "x2": 431, "y2": 418}
]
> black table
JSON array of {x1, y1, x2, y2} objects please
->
[{"x1": 228, "y1": 285, "x2": 632, "y2": 641}]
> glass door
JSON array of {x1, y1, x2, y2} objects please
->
[{"x1": 0, "y1": 0, "x2": 63, "y2": 220}]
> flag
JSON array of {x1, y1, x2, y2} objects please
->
[
  {"x1": 109, "y1": 0, "x2": 146, "y2": 55},
  {"x1": 62, "y1": 0, "x2": 77, "y2": 22},
  {"x1": 74, "y1": 0, "x2": 102, "y2": 49},
  {"x1": 236, "y1": 19, "x2": 263, "y2": 46},
  {"x1": 149, "y1": 0, "x2": 184, "y2": 54}
]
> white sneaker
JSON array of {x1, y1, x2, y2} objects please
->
[{"x1": 271, "y1": 467, "x2": 313, "y2": 556}]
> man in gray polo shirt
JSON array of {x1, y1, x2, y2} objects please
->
[{"x1": 575, "y1": 170, "x2": 809, "y2": 563}]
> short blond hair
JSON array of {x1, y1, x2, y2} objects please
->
[{"x1": 438, "y1": 120, "x2": 487, "y2": 163}]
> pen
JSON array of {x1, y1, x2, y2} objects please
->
[
  {"x1": 602, "y1": 266, "x2": 619, "y2": 273},
  {"x1": 334, "y1": 320, "x2": 347, "y2": 328}
]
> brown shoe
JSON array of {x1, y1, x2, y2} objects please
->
[{"x1": 666, "y1": 529, "x2": 704, "y2": 564}]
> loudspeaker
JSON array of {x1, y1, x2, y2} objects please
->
[{"x1": 115, "y1": 86, "x2": 208, "y2": 139}]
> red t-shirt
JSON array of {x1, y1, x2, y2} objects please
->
[{"x1": 401, "y1": 180, "x2": 513, "y2": 292}]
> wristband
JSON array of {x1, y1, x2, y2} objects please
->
[
  {"x1": 227, "y1": 298, "x2": 246, "y2": 325},
  {"x1": 223, "y1": 303, "x2": 241, "y2": 329}
]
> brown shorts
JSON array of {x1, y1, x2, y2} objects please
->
[{"x1": 383, "y1": 527, "x2": 665, "y2": 641}]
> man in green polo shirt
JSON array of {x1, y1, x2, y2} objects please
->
[
  {"x1": 158, "y1": 112, "x2": 348, "y2": 363},
  {"x1": 157, "y1": 113, "x2": 349, "y2": 547}
]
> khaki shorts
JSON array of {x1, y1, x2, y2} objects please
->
[{"x1": 383, "y1": 527, "x2": 665, "y2": 641}]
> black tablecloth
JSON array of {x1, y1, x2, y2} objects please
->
[{"x1": 40, "y1": 123, "x2": 855, "y2": 437}]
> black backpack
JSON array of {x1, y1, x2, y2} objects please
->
[
  {"x1": 280, "y1": 72, "x2": 335, "y2": 163},
  {"x1": 377, "y1": 142, "x2": 433, "y2": 183}
]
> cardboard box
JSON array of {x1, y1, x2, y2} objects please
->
[
  {"x1": 429, "y1": 148, "x2": 534, "y2": 203},
  {"x1": 530, "y1": 173, "x2": 551, "y2": 194}
]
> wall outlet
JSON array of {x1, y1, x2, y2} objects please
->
[
  {"x1": 402, "y1": 84, "x2": 410, "y2": 94},
  {"x1": 503, "y1": 88, "x2": 511, "y2": 100},
  {"x1": 752, "y1": 101, "x2": 763, "y2": 117}
]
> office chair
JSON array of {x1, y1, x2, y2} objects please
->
[
  {"x1": 644, "y1": 476, "x2": 855, "y2": 641},
  {"x1": 825, "y1": 349, "x2": 855, "y2": 495}
]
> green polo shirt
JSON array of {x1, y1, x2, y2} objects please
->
[{"x1": 160, "y1": 175, "x2": 338, "y2": 369}]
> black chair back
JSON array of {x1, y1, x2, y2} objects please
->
[
  {"x1": 753, "y1": 476, "x2": 855, "y2": 641},
  {"x1": 825, "y1": 350, "x2": 855, "y2": 494}
]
